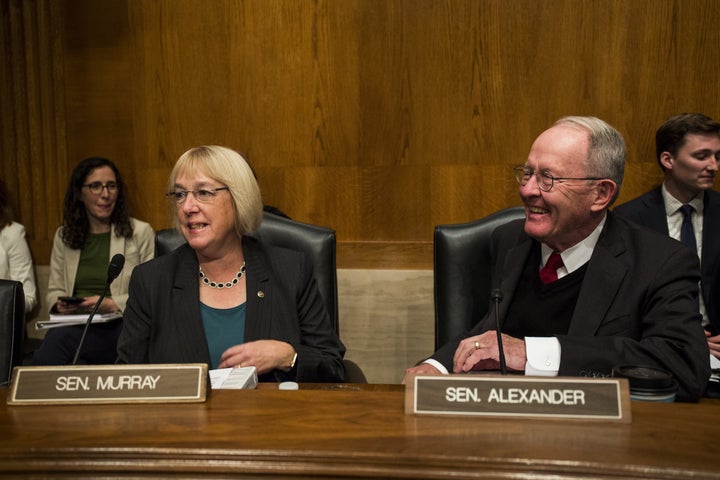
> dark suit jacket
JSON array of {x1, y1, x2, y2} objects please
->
[
  {"x1": 431, "y1": 212, "x2": 710, "y2": 402},
  {"x1": 117, "y1": 236, "x2": 346, "y2": 383},
  {"x1": 614, "y1": 187, "x2": 720, "y2": 333}
]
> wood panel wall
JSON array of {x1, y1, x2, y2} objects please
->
[{"x1": 3, "y1": 0, "x2": 720, "y2": 268}]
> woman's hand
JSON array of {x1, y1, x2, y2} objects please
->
[
  {"x1": 55, "y1": 296, "x2": 120, "y2": 315},
  {"x1": 219, "y1": 340, "x2": 296, "y2": 374},
  {"x1": 55, "y1": 298, "x2": 81, "y2": 314},
  {"x1": 70, "y1": 296, "x2": 120, "y2": 314}
]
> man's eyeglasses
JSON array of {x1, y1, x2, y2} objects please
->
[
  {"x1": 83, "y1": 182, "x2": 118, "y2": 195},
  {"x1": 513, "y1": 166, "x2": 603, "y2": 192},
  {"x1": 166, "y1": 187, "x2": 229, "y2": 204}
]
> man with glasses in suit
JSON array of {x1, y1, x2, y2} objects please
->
[{"x1": 404, "y1": 116, "x2": 710, "y2": 402}]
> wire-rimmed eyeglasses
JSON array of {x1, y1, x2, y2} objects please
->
[
  {"x1": 165, "y1": 187, "x2": 229, "y2": 204},
  {"x1": 513, "y1": 166, "x2": 603, "y2": 192},
  {"x1": 83, "y1": 182, "x2": 118, "y2": 195}
]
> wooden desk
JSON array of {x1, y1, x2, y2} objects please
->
[{"x1": 0, "y1": 383, "x2": 717, "y2": 479}]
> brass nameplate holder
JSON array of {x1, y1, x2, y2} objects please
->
[
  {"x1": 7, "y1": 364, "x2": 208, "y2": 405},
  {"x1": 405, "y1": 375, "x2": 631, "y2": 422}
]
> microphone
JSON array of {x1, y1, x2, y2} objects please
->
[
  {"x1": 71, "y1": 254, "x2": 125, "y2": 365},
  {"x1": 106, "y1": 253, "x2": 125, "y2": 284},
  {"x1": 490, "y1": 288, "x2": 507, "y2": 375}
]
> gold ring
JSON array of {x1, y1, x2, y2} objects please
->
[{"x1": 474, "y1": 341, "x2": 480, "y2": 350}]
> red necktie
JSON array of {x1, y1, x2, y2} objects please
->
[{"x1": 539, "y1": 252, "x2": 564, "y2": 284}]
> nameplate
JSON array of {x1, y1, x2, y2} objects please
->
[
  {"x1": 405, "y1": 375, "x2": 631, "y2": 422},
  {"x1": 7, "y1": 364, "x2": 208, "y2": 405}
]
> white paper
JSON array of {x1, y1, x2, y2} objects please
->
[
  {"x1": 710, "y1": 355, "x2": 720, "y2": 381},
  {"x1": 711, "y1": 355, "x2": 720, "y2": 369},
  {"x1": 209, "y1": 366, "x2": 258, "y2": 389},
  {"x1": 35, "y1": 312, "x2": 123, "y2": 329}
]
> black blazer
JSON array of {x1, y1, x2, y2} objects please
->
[
  {"x1": 614, "y1": 187, "x2": 720, "y2": 333},
  {"x1": 117, "y1": 236, "x2": 346, "y2": 382},
  {"x1": 431, "y1": 212, "x2": 710, "y2": 402}
]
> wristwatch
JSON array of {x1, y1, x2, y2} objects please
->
[{"x1": 289, "y1": 351, "x2": 298, "y2": 369}]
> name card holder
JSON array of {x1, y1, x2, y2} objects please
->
[
  {"x1": 405, "y1": 375, "x2": 631, "y2": 423},
  {"x1": 7, "y1": 364, "x2": 208, "y2": 405}
]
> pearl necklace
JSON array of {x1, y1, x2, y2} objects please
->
[{"x1": 199, "y1": 263, "x2": 246, "y2": 289}]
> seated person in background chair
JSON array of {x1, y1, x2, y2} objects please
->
[
  {"x1": 117, "y1": 145, "x2": 346, "y2": 383},
  {"x1": 403, "y1": 116, "x2": 710, "y2": 402},
  {"x1": 33, "y1": 157, "x2": 154, "y2": 365},
  {"x1": 0, "y1": 180, "x2": 38, "y2": 314},
  {"x1": 614, "y1": 113, "x2": 720, "y2": 360}
]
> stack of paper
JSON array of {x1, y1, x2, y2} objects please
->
[
  {"x1": 710, "y1": 355, "x2": 720, "y2": 385},
  {"x1": 35, "y1": 312, "x2": 122, "y2": 330},
  {"x1": 209, "y1": 366, "x2": 258, "y2": 389}
]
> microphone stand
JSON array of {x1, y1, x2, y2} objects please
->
[
  {"x1": 71, "y1": 253, "x2": 124, "y2": 365},
  {"x1": 71, "y1": 283, "x2": 110, "y2": 366},
  {"x1": 491, "y1": 289, "x2": 507, "y2": 375}
]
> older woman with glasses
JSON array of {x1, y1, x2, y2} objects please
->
[
  {"x1": 32, "y1": 157, "x2": 154, "y2": 365},
  {"x1": 117, "y1": 146, "x2": 346, "y2": 383}
]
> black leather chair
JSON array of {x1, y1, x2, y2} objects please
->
[
  {"x1": 155, "y1": 211, "x2": 367, "y2": 383},
  {"x1": 433, "y1": 206, "x2": 526, "y2": 350},
  {"x1": 0, "y1": 279, "x2": 25, "y2": 386}
]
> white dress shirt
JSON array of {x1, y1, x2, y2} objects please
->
[
  {"x1": 661, "y1": 184, "x2": 707, "y2": 327},
  {"x1": 524, "y1": 215, "x2": 606, "y2": 376}
]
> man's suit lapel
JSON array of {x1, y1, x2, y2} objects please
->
[
  {"x1": 568, "y1": 214, "x2": 628, "y2": 335},
  {"x1": 642, "y1": 187, "x2": 669, "y2": 234},
  {"x1": 702, "y1": 191, "x2": 720, "y2": 274},
  {"x1": 496, "y1": 217, "x2": 627, "y2": 336},
  {"x1": 498, "y1": 239, "x2": 532, "y2": 323},
  {"x1": 702, "y1": 191, "x2": 720, "y2": 330}
]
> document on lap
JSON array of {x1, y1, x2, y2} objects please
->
[{"x1": 36, "y1": 312, "x2": 123, "y2": 329}]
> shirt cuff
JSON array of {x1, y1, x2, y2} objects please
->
[
  {"x1": 524, "y1": 337, "x2": 560, "y2": 376},
  {"x1": 423, "y1": 358, "x2": 449, "y2": 374}
]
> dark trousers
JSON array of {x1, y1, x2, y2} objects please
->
[{"x1": 31, "y1": 319, "x2": 123, "y2": 365}]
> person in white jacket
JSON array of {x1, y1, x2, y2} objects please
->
[{"x1": 0, "y1": 180, "x2": 38, "y2": 314}]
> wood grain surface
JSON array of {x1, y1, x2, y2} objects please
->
[
  {"x1": 3, "y1": 0, "x2": 720, "y2": 268},
  {"x1": 0, "y1": 384, "x2": 718, "y2": 479}
]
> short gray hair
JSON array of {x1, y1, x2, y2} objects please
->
[{"x1": 554, "y1": 116, "x2": 626, "y2": 204}]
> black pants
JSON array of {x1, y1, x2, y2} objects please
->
[{"x1": 31, "y1": 319, "x2": 123, "y2": 365}]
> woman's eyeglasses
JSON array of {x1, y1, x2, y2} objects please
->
[
  {"x1": 165, "y1": 187, "x2": 229, "y2": 204},
  {"x1": 83, "y1": 182, "x2": 118, "y2": 195}
]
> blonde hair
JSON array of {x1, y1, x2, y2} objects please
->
[{"x1": 168, "y1": 146, "x2": 263, "y2": 236}]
